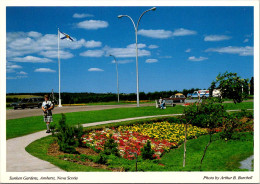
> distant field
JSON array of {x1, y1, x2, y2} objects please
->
[{"x1": 6, "y1": 95, "x2": 42, "y2": 99}]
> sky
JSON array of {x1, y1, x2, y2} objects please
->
[{"x1": 6, "y1": 6, "x2": 254, "y2": 93}]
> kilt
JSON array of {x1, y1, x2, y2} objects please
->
[{"x1": 44, "y1": 116, "x2": 53, "y2": 122}]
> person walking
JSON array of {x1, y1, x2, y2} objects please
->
[{"x1": 42, "y1": 95, "x2": 54, "y2": 133}]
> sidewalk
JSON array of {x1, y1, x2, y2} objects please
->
[{"x1": 6, "y1": 114, "x2": 181, "y2": 172}]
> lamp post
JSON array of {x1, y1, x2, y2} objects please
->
[
  {"x1": 57, "y1": 28, "x2": 62, "y2": 107},
  {"x1": 109, "y1": 54, "x2": 120, "y2": 103},
  {"x1": 118, "y1": 7, "x2": 156, "y2": 107}
]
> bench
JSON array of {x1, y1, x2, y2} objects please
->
[{"x1": 155, "y1": 99, "x2": 176, "y2": 108}]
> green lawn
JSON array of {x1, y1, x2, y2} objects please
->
[
  {"x1": 7, "y1": 106, "x2": 184, "y2": 139},
  {"x1": 77, "y1": 101, "x2": 154, "y2": 106},
  {"x1": 25, "y1": 132, "x2": 253, "y2": 171},
  {"x1": 25, "y1": 136, "x2": 108, "y2": 172},
  {"x1": 160, "y1": 132, "x2": 253, "y2": 171},
  {"x1": 6, "y1": 94, "x2": 41, "y2": 99},
  {"x1": 6, "y1": 102, "x2": 253, "y2": 139},
  {"x1": 223, "y1": 102, "x2": 254, "y2": 110}
]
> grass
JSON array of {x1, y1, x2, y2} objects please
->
[
  {"x1": 6, "y1": 102, "x2": 253, "y2": 139},
  {"x1": 223, "y1": 102, "x2": 253, "y2": 110},
  {"x1": 25, "y1": 132, "x2": 253, "y2": 171},
  {"x1": 6, "y1": 94, "x2": 42, "y2": 99},
  {"x1": 62, "y1": 101, "x2": 153, "y2": 106},
  {"x1": 7, "y1": 106, "x2": 184, "y2": 139},
  {"x1": 160, "y1": 132, "x2": 253, "y2": 171},
  {"x1": 25, "y1": 136, "x2": 108, "y2": 172}
]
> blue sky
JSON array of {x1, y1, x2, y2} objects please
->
[{"x1": 6, "y1": 6, "x2": 254, "y2": 93}]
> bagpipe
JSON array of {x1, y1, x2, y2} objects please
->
[
  {"x1": 43, "y1": 89, "x2": 56, "y2": 117},
  {"x1": 49, "y1": 89, "x2": 56, "y2": 110}
]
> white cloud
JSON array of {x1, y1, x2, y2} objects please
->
[
  {"x1": 172, "y1": 28, "x2": 197, "y2": 36},
  {"x1": 243, "y1": 38, "x2": 249, "y2": 43},
  {"x1": 138, "y1": 28, "x2": 196, "y2": 39},
  {"x1": 7, "y1": 31, "x2": 86, "y2": 59},
  {"x1": 17, "y1": 71, "x2": 27, "y2": 75},
  {"x1": 6, "y1": 63, "x2": 22, "y2": 69},
  {"x1": 7, "y1": 76, "x2": 28, "y2": 80},
  {"x1": 60, "y1": 38, "x2": 87, "y2": 50},
  {"x1": 77, "y1": 20, "x2": 109, "y2": 30},
  {"x1": 185, "y1": 49, "x2": 191, "y2": 53},
  {"x1": 88, "y1": 68, "x2": 104, "y2": 72},
  {"x1": 146, "y1": 59, "x2": 158, "y2": 63},
  {"x1": 6, "y1": 69, "x2": 15, "y2": 73},
  {"x1": 7, "y1": 77, "x2": 17, "y2": 80},
  {"x1": 138, "y1": 29, "x2": 173, "y2": 39},
  {"x1": 204, "y1": 35, "x2": 231, "y2": 42},
  {"x1": 127, "y1": 43, "x2": 146, "y2": 49},
  {"x1": 10, "y1": 56, "x2": 53, "y2": 63},
  {"x1": 34, "y1": 68, "x2": 56, "y2": 73},
  {"x1": 85, "y1": 40, "x2": 102, "y2": 48},
  {"x1": 40, "y1": 50, "x2": 73, "y2": 59},
  {"x1": 148, "y1": 45, "x2": 159, "y2": 49},
  {"x1": 159, "y1": 56, "x2": 172, "y2": 59},
  {"x1": 80, "y1": 50, "x2": 104, "y2": 57},
  {"x1": 73, "y1": 13, "x2": 94, "y2": 18},
  {"x1": 28, "y1": 31, "x2": 42, "y2": 38},
  {"x1": 205, "y1": 46, "x2": 253, "y2": 56},
  {"x1": 105, "y1": 46, "x2": 150, "y2": 58},
  {"x1": 6, "y1": 62, "x2": 22, "y2": 73},
  {"x1": 188, "y1": 56, "x2": 208, "y2": 61},
  {"x1": 112, "y1": 59, "x2": 134, "y2": 64}
]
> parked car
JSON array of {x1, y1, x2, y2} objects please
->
[
  {"x1": 187, "y1": 90, "x2": 209, "y2": 98},
  {"x1": 164, "y1": 93, "x2": 186, "y2": 103},
  {"x1": 12, "y1": 97, "x2": 44, "y2": 110}
]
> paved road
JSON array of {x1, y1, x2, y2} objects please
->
[{"x1": 6, "y1": 103, "x2": 154, "y2": 120}]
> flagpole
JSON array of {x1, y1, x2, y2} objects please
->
[{"x1": 58, "y1": 28, "x2": 62, "y2": 107}]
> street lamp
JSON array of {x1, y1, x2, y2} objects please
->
[
  {"x1": 109, "y1": 54, "x2": 120, "y2": 103},
  {"x1": 118, "y1": 7, "x2": 156, "y2": 107}
]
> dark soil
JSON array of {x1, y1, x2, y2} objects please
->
[{"x1": 47, "y1": 142, "x2": 124, "y2": 172}]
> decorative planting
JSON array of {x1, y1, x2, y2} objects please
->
[{"x1": 81, "y1": 122, "x2": 208, "y2": 160}]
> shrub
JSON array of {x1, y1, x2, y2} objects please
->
[
  {"x1": 210, "y1": 71, "x2": 249, "y2": 104},
  {"x1": 55, "y1": 114, "x2": 78, "y2": 154},
  {"x1": 95, "y1": 135, "x2": 120, "y2": 164},
  {"x1": 230, "y1": 109, "x2": 253, "y2": 119},
  {"x1": 95, "y1": 153, "x2": 109, "y2": 164},
  {"x1": 219, "y1": 115, "x2": 239, "y2": 141},
  {"x1": 184, "y1": 101, "x2": 226, "y2": 129},
  {"x1": 103, "y1": 135, "x2": 120, "y2": 157},
  {"x1": 74, "y1": 124, "x2": 84, "y2": 147},
  {"x1": 141, "y1": 140, "x2": 155, "y2": 160}
]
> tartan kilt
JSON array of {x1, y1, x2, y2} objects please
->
[{"x1": 43, "y1": 116, "x2": 53, "y2": 122}]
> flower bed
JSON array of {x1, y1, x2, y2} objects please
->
[{"x1": 82, "y1": 122, "x2": 208, "y2": 160}]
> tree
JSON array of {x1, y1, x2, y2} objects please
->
[
  {"x1": 183, "y1": 99, "x2": 227, "y2": 168},
  {"x1": 210, "y1": 71, "x2": 249, "y2": 104},
  {"x1": 55, "y1": 114, "x2": 83, "y2": 154}
]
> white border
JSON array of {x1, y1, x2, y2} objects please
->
[{"x1": 0, "y1": 0, "x2": 259, "y2": 183}]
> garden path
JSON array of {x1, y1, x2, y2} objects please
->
[
  {"x1": 6, "y1": 114, "x2": 181, "y2": 172},
  {"x1": 239, "y1": 155, "x2": 254, "y2": 171}
]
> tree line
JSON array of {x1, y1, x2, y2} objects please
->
[
  {"x1": 6, "y1": 74, "x2": 254, "y2": 104},
  {"x1": 7, "y1": 88, "x2": 201, "y2": 104}
]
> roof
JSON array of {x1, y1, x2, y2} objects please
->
[{"x1": 175, "y1": 93, "x2": 184, "y2": 96}]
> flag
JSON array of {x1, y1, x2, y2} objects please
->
[{"x1": 59, "y1": 30, "x2": 74, "y2": 41}]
